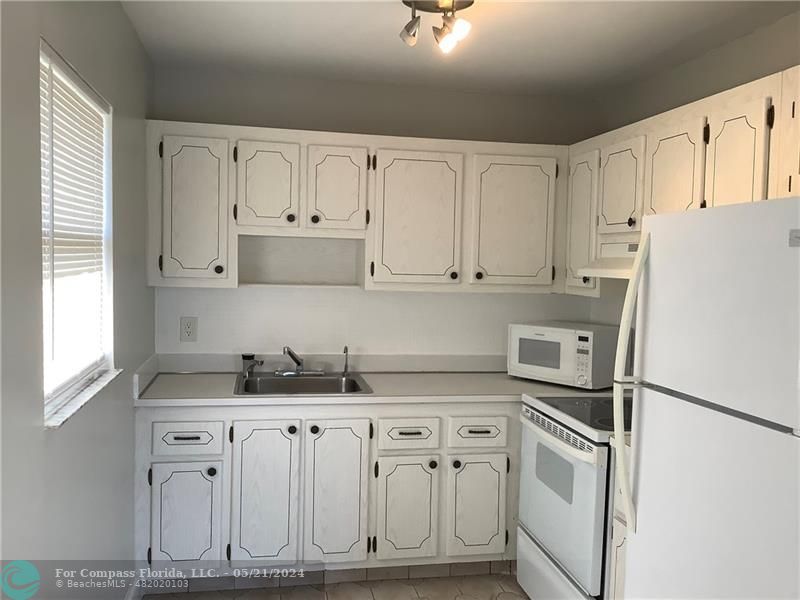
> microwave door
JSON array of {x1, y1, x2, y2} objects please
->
[{"x1": 510, "y1": 328, "x2": 577, "y2": 385}]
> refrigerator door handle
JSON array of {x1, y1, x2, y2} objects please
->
[{"x1": 613, "y1": 232, "x2": 651, "y2": 533}]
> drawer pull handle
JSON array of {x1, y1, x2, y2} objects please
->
[
  {"x1": 173, "y1": 435, "x2": 202, "y2": 441},
  {"x1": 467, "y1": 429, "x2": 492, "y2": 435},
  {"x1": 397, "y1": 431, "x2": 422, "y2": 436}
]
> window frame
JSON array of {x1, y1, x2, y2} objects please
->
[{"x1": 40, "y1": 39, "x2": 119, "y2": 426}]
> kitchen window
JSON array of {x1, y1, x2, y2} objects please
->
[{"x1": 40, "y1": 41, "x2": 118, "y2": 426}]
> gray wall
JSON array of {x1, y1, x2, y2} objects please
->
[
  {"x1": 148, "y1": 65, "x2": 599, "y2": 145},
  {"x1": 1, "y1": 0, "x2": 151, "y2": 570},
  {"x1": 596, "y1": 9, "x2": 800, "y2": 131}
]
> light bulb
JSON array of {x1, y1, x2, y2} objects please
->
[
  {"x1": 443, "y1": 15, "x2": 471, "y2": 41},
  {"x1": 432, "y1": 22, "x2": 458, "y2": 54}
]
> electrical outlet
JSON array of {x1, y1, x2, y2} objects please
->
[{"x1": 179, "y1": 316, "x2": 198, "y2": 342}]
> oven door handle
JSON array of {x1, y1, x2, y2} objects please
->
[{"x1": 519, "y1": 415, "x2": 598, "y2": 466}]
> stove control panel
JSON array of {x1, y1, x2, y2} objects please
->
[{"x1": 575, "y1": 332, "x2": 592, "y2": 388}]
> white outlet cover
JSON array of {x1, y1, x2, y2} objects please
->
[{"x1": 179, "y1": 316, "x2": 198, "y2": 342}]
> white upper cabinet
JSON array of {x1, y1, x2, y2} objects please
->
[
  {"x1": 643, "y1": 117, "x2": 707, "y2": 214},
  {"x1": 376, "y1": 455, "x2": 440, "y2": 560},
  {"x1": 230, "y1": 420, "x2": 300, "y2": 564},
  {"x1": 470, "y1": 155, "x2": 556, "y2": 285},
  {"x1": 774, "y1": 66, "x2": 799, "y2": 199},
  {"x1": 303, "y1": 419, "x2": 370, "y2": 563},
  {"x1": 705, "y1": 96, "x2": 771, "y2": 207},
  {"x1": 307, "y1": 145, "x2": 368, "y2": 230},
  {"x1": 598, "y1": 136, "x2": 646, "y2": 234},
  {"x1": 566, "y1": 150, "x2": 600, "y2": 293},
  {"x1": 372, "y1": 149, "x2": 464, "y2": 284},
  {"x1": 235, "y1": 140, "x2": 300, "y2": 227},
  {"x1": 161, "y1": 135, "x2": 230, "y2": 279}
]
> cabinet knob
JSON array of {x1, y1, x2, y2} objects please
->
[
  {"x1": 207, "y1": 467, "x2": 217, "y2": 477},
  {"x1": 287, "y1": 425, "x2": 297, "y2": 435},
  {"x1": 582, "y1": 276, "x2": 590, "y2": 284},
  {"x1": 429, "y1": 460, "x2": 438, "y2": 469},
  {"x1": 700, "y1": 200, "x2": 707, "y2": 209},
  {"x1": 627, "y1": 217, "x2": 636, "y2": 228},
  {"x1": 450, "y1": 272, "x2": 458, "y2": 280},
  {"x1": 452, "y1": 460, "x2": 462, "y2": 469},
  {"x1": 214, "y1": 265, "x2": 224, "y2": 274},
  {"x1": 287, "y1": 213, "x2": 296, "y2": 223},
  {"x1": 475, "y1": 272, "x2": 484, "y2": 280},
  {"x1": 310, "y1": 425, "x2": 320, "y2": 434},
  {"x1": 311, "y1": 214, "x2": 321, "y2": 224}
]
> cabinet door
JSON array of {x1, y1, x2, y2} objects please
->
[
  {"x1": 644, "y1": 118, "x2": 706, "y2": 215},
  {"x1": 774, "y1": 66, "x2": 799, "y2": 199},
  {"x1": 598, "y1": 136, "x2": 646, "y2": 234},
  {"x1": 236, "y1": 140, "x2": 300, "y2": 227},
  {"x1": 446, "y1": 453, "x2": 507, "y2": 556},
  {"x1": 566, "y1": 150, "x2": 600, "y2": 292},
  {"x1": 150, "y1": 461, "x2": 222, "y2": 563},
  {"x1": 307, "y1": 145, "x2": 368, "y2": 230},
  {"x1": 303, "y1": 419, "x2": 370, "y2": 563},
  {"x1": 373, "y1": 149, "x2": 463, "y2": 283},
  {"x1": 230, "y1": 420, "x2": 300, "y2": 564},
  {"x1": 161, "y1": 136, "x2": 229, "y2": 278},
  {"x1": 376, "y1": 455, "x2": 439, "y2": 560},
  {"x1": 470, "y1": 155, "x2": 556, "y2": 285},
  {"x1": 705, "y1": 97, "x2": 771, "y2": 207},
  {"x1": 607, "y1": 518, "x2": 628, "y2": 600}
]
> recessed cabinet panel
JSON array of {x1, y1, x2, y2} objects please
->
[
  {"x1": 236, "y1": 140, "x2": 300, "y2": 227},
  {"x1": 471, "y1": 155, "x2": 556, "y2": 285},
  {"x1": 150, "y1": 461, "x2": 222, "y2": 563},
  {"x1": 773, "y1": 66, "x2": 799, "y2": 199},
  {"x1": 644, "y1": 118, "x2": 707, "y2": 215},
  {"x1": 705, "y1": 97, "x2": 771, "y2": 207},
  {"x1": 446, "y1": 453, "x2": 507, "y2": 556},
  {"x1": 566, "y1": 150, "x2": 600, "y2": 292},
  {"x1": 376, "y1": 456, "x2": 439, "y2": 560},
  {"x1": 373, "y1": 149, "x2": 463, "y2": 283},
  {"x1": 307, "y1": 145, "x2": 368, "y2": 230},
  {"x1": 608, "y1": 519, "x2": 628, "y2": 600},
  {"x1": 161, "y1": 136, "x2": 229, "y2": 278},
  {"x1": 598, "y1": 136, "x2": 646, "y2": 234},
  {"x1": 231, "y1": 420, "x2": 300, "y2": 563},
  {"x1": 303, "y1": 419, "x2": 370, "y2": 563}
]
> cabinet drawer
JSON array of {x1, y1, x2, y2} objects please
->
[
  {"x1": 378, "y1": 418, "x2": 440, "y2": 450},
  {"x1": 152, "y1": 421, "x2": 225, "y2": 456},
  {"x1": 447, "y1": 416, "x2": 508, "y2": 448}
]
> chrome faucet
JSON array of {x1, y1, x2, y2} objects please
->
[
  {"x1": 276, "y1": 346, "x2": 325, "y2": 377},
  {"x1": 283, "y1": 346, "x2": 304, "y2": 371},
  {"x1": 241, "y1": 353, "x2": 263, "y2": 379}
]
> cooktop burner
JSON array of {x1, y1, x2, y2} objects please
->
[{"x1": 536, "y1": 395, "x2": 632, "y2": 432}]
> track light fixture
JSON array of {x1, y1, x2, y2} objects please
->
[{"x1": 399, "y1": 1, "x2": 474, "y2": 54}]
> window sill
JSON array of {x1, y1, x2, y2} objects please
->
[{"x1": 44, "y1": 368, "x2": 122, "y2": 429}]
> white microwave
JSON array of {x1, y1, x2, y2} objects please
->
[{"x1": 507, "y1": 321, "x2": 619, "y2": 389}]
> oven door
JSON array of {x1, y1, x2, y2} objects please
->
[
  {"x1": 518, "y1": 411, "x2": 609, "y2": 596},
  {"x1": 508, "y1": 325, "x2": 578, "y2": 386}
]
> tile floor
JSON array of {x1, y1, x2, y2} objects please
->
[{"x1": 143, "y1": 574, "x2": 528, "y2": 600}]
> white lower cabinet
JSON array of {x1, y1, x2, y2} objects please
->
[
  {"x1": 607, "y1": 518, "x2": 628, "y2": 599},
  {"x1": 303, "y1": 419, "x2": 371, "y2": 563},
  {"x1": 230, "y1": 420, "x2": 300, "y2": 563},
  {"x1": 446, "y1": 453, "x2": 508, "y2": 556},
  {"x1": 376, "y1": 455, "x2": 440, "y2": 560},
  {"x1": 150, "y1": 461, "x2": 223, "y2": 563}
]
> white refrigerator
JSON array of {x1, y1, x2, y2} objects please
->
[{"x1": 613, "y1": 197, "x2": 800, "y2": 599}]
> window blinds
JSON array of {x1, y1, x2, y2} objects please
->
[{"x1": 40, "y1": 44, "x2": 113, "y2": 407}]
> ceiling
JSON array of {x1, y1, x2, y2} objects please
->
[{"x1": 123, "y1": 1, "x2": 799, "y2": 94}]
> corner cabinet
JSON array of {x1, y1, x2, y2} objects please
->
[
  {"x1": 303, "y1": 419, "x2": 370, "y2": 563},
  {"x1": 565, "y1": 150, "x2": 600, "y2": 295},
  {"x1": 773, "y1": 65, "x2": 799, "y2": 199},
  {"x1": 160, "y1": 135, "x2": 232, "y2": 281},
  {"x1": 597, "y1": 136, "x2": 646, "y2": 234},
  {"x1": 469, "y1": 155, "x2": 556, "y2": 285},
  {"x1": 372, "y1": 149, "x2": 464, "y2": 284},
  {"x1": 235, "y1": 140, "x2": 301, "y2": 228}
]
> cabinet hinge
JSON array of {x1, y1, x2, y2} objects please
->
[
  {"x1": 367, "y1": 155, "x2": 371, "y2": 171},
  {"x1": 147, "y1": 547, "x2": 152, "y2": 566},
  {"x1": 367, "y1": 537, "x2": 371, "y2": 553},
  {"x1": 229, "y1": 426, "x2": 234, "y2": 443},
  {"x1": 703, "y1": 123, "x2": 710, "y2": 144},
  {"x1": 372, "y1": 155, "x2": 377, "y2": 170},
  {"x1": 233, "y1": 146, "x2": 238, "y2": 162},
  {"x1": 370, "y1": 262, "x2": 375, "y2": 277},
  {"x1": 505, "y1": 530, "x2": 509, "y2": 546},
  {"x1": 226, "y1": 544, "x2": 231, "y2": 561},
  {"x1": 792, "y1": 100, "x2": 796, "y2": 119},
  {"x1": 158, "y1": 254, "x2": 163, "y2": 272},
  {"x1": 233, "y1": 204, "x2": 238, "y2": 221},
  {"x1": 766, "y1": 104, "x2": 775, "y2": 129},
  {"x1": 372, "y1": 536, "x2": 377, "y2": 553},
  {"x1": 366, "y1": 209, "x2": 371, "y2": 226},
  {"x1": 789, "y1": 175, "x2": 793, "y2": 194},
  {"x1": 507, "y1": 456, "x2": 510, "y2": 473},
  {"x1": 551, "y1": 265, "x2": 556, "y2": 281},
  {"x1": 555, "y1": 163, "x2": 559, "y2": 178},
  {"x1": 158, "y1": 141, "x2": 163, "y2": 158},
  {"x1": 700, "y1": 199, "x2": 707, "y2": 209},
  {"x1": 374, "y1": 461, "x2": 379, "y2": 478},
  {"x1": 369, "y1": 422, "x2": 374, "y2": 439},
  {"x1": 148, "y1": 468, "x2": 152, "y2": 486}
]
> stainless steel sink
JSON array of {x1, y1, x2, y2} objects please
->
[{"x1": 234, "y1": 373, "x2": 372, "y2": 396}]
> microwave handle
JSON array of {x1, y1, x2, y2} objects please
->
[{"x1": 613, "y1": 232, "x2": 650, "y2": 534}]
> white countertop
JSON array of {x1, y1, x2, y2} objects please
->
[{"x1": 136, "y1": 371, "x2": 611, "y2": 407}]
